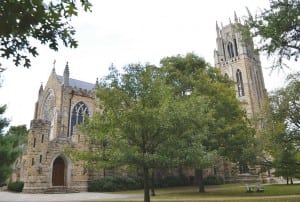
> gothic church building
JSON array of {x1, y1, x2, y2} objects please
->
[{"x1": 12, "y1": 15, "x2": 266, "y2": 192}]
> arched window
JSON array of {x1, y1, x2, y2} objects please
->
[
  {"x1": 227, "y1": 42, "x2": 234, "y2": 58},
  {"x1": 70, "y1": 102, "x2": 89, "y2": 136},
  {"x1": 236, "y1": 69, "x2": 245, "y2": 97},
  {"x1": 233, "y1": 38, "x2": 238, "y2": 56}
]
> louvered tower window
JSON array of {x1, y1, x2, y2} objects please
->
[
  {"x1": 236, "y1": 69, "x2": 245, "y2": 97},
  {"x1": 227, "y1": 42, "x2": 234, "y2": 58}
]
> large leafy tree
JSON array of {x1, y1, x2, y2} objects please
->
[
  {"x1": 0, "y1": 106, "x2": 28, "y2": 185},
  {"x1": 74, "y1": 54, "x2": 256, "y2": 202},
  {"x1": 0, "y1": 0, "x2": 92, "y2": 68},
  {"x1": 245, "y1": 0, "x2": 300, "y2": 68},
  {"x1": 160, "y1": 53, "x2": 256, "y2": 192},
  {"x1": 269, "y1": 72, "x2": 300, "y2": 147},
  {"x1": 77, "y1": 63, "x2": 213, "y2": 202},
  {"x1": 260, "y1": 72, "x2": 300, "y2": 183}
]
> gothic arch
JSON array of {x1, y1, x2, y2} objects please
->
[
  {"x1": 41, "y1": 89, "x2": 56, "y2": 121},
  {"x1": 41, "y1": 89, "x2": 56, "y2": 140},
  {"x1": 50, "y1": 153, "x2": 72, "y2": 187},
  {"x1": 69, "y1": 101, "x2": 89, "y2": 136},
  {"x1": 227, "y1": 41, "x2": 235, "y2": 58}
]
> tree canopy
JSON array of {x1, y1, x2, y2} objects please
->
[
  {"x1": 244, "y1": 0, "x2": 300, "y2": 68},
  {"x1": 0, "y1": 105, "x2": 28, "y2": 185},
  {"x1": 259, "y1": 72, "x2": 300, "y2": 183},
  {"x1": 0, "y1": 0, "x2": 92, "y2": 68},
  {"x1": 75, "y1": 53, "x2": 256, "y2": 202}
]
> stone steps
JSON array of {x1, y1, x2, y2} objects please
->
[{"x1": 44, "y1": 186, "x2": 79, "y2": 194}]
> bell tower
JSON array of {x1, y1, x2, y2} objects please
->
[{"x1": 214, "y1": 14, "x2": 266, "y2": 118}]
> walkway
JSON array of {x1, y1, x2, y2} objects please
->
[{"x1": 0, "y1": 191, "x2": 142, "y2": 202}]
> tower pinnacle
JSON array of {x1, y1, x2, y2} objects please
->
[{"x1": 63, "y1": 62, "x2": 70, "y2": 86}]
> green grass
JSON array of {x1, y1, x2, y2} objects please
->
[{"x1": 87, "y1": 184, "x2": 300, "y2": 202}]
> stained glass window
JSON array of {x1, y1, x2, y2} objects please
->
[{"x1": 70, "y1": 102, "x2": 89, "y2": 136}]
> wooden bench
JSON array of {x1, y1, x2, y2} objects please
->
[
  {"x1": 245, "y1": 183, "x2": 264, "y2": 193},
  {"x1": 245, "y1": 184, "x2": 254, "y2": 193},
  {"x1": 256, "y1": 183, "x2": 264, "y2": 192}
]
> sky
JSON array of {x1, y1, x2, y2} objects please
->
[{"x1": 0, "y1": 0, "x2": 298, "y2": 128}]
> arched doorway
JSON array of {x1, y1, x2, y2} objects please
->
[{"x1": 52, "y1": 157, "x2": 65, "y2": 186}]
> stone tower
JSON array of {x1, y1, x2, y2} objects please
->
[
  {"x1": 213, "y1": 14, "x2": 267, "y2": 181},
  {"x1": 214, "y1": 14, "x2": 266, "y2": 119}
]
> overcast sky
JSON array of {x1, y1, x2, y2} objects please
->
[{"x1": 0, "y1": 0, "x2": 297, "y2": 128}]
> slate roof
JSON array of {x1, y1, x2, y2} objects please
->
[{"x1": 56, "y1": 75, "x2": 95, "y2": 91}]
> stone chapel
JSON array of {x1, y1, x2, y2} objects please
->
[
  {"x1": 11, "y1": 15, "x2": 267, "y2": 193},
  {"x1": 13, "y1": 64, "x2": 97, "y2": 193}
]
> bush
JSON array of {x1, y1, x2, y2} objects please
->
[
  {"x1": 7, "y1": 181, "x2": 24, "y2": 192},
  {"x1": 203, "y1": 175, "x2": 224, "y2": 185},
  {"x1": 88, "y1": 175, "x2": 143, "y2": 192}
]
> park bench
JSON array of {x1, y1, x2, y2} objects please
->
[
  {"x1": 245, "y1": 183, "x2": 264, "y2": 193},
  {"x1": 256, "y1": 183, "x2": 264, "y2": 192},
  {"x1": 245, "y1": 184, "x2": 254, "y2": 193}
]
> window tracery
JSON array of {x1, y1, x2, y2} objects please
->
[{"x1": 70, "y1": 101, "x2": 89, "y2": 136}]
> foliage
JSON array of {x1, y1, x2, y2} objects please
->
[
  {"x1": 244, "y1": 0, "x2": 300, "y2": 69},
  {"x1": 0, "y1": 105, "x2": 9, "y2": 133},
  {"x1": 260, "y1": 72, "x2": 300, "y2": 182},
  {"x1": 77, "y1": 53, "x2": 257, "y2": 201},
  {"x1": 88, "y1": 175, "x2": 143, "y2": 192},
  {"x1": 203, "y1": 175, "x2": 224, "y2": 185},
  {"x1": 7, "y1": 181, "x2": 24, "y2": 192},
  {"x1": 79, "y1": 60, "x2": 213, "y2": 202},
  {"x1": 160, "y1": 53, "x2": 256, "y2": 165},
  {"x1": 0, "y1": 123, "x2": 28, "y2": 185},
  {"x1": 0, "y1": 0, "x2": 92, "y2": 68}
]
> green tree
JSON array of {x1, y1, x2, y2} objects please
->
[
  {"x1": 245, "y1": 0, "x2": 300, "y2": 68},
  {"x1": 76, "y1": 63, "x2": 213, "y2": 202},
  {"x1": 269, "y1": 72, "x2": 300, "y2": 147},
  {"x1": 0, "y1": 0, "x2": 92, "y2": 68},
  {"x1": 76, "y1": 53, "x2": 257, "y2": 201},
  {"x1": 259, "y1": 72, "x2": 300, "y2": 182},
  {"x1": 160, "y1": 53, "x2": 257, "y2": 192},
  {"x1": 273, "y1": 145, "x2": 300, "y2": 184},
  {"x1": 0, "y1": 107, "x2": 28, "y2": 185}
]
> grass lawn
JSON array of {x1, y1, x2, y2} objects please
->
[{"x1": 92, "y1": 184, "x2": 300, "y2": 202}]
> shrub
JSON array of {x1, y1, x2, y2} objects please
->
[
  {"x1": 7, "y1": 181, "x2": 24, "y2": 192},
  {"x1": 88, "y1": 175, "x2": 143, "y2": 192},
  {"x1": 203, "y1": 175, "x2": 224, "y2": 185}
]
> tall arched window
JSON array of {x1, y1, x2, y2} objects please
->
[
  {"x1": 70, "y1": 101, "x2": 89, "y2": 136},
  {"x1": 236, "y1": 69, "x2": 245, "y2": 97},
  {"x1": 227, "y1": 42, "x2": 234, "y2": 58},
  {"x1": 233, "y1": 38, "x2": 238, "y2": 56}
]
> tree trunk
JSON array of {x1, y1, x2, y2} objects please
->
[
  {"x1": 286, "y1": 176, "x2": 289, "y2": 185},
  {"x1": 143, "y1": 167, "x2": 150, "y2": 202},
  {"x1": 195, "y1": 169, "x2": 205, "y2": 193},
  {"x1": 151, "y1": 169, "x2": 156, "y2": 196},
  {"x1": 290, "y1": 177, "x2": 293, "y2": 185}
]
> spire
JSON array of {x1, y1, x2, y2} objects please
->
[
  {"x1": 234, "y1": 11, "x2": 238, "y2": 23},
  {"x1": 39, "y1": 82, "x2": 43, "y2": 96},
  {"x1": 216, "y1": 21, "x2": 220, "y2": 37},
  {"x1": 63, "y1": 62, "x2": 70, "y2": 86},
  {"x1": 52, "y1": 59, "x2": 56, "y2": 73},
  {"x1": 229, "y1": 17, "x2": 232, "y2": 24}
]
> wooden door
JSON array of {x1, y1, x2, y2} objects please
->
[{"x1": 52, "y1": 157, "x2": 65, "y2": 186}]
